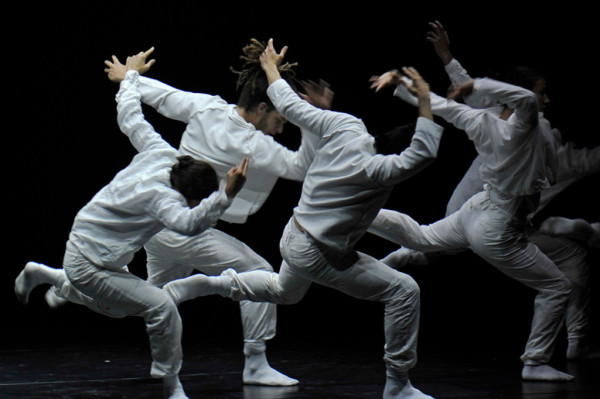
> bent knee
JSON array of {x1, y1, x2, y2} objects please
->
[
  {"x1": 278, "y1": 292, "x2": 304, "y2": 305},
  {"x1": 146, "y1": 292, "x2": 181, "y2": 323},
  {"x1": 390, "y1": 274, "x2": 420, "y2": 301}
]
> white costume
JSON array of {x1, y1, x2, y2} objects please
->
[
  {"x1": 207, "y1": 78, "x2": 444, "y2": 381},
  {"x1": 390, "y1": 59, "x2": 600, "y2": 357},
  {"x1": 137, "y1": 76, "x2": 316, "y2": 356},
  {"x1": 368, "y1": 74, "x2": 577, "y2": 369},
  {"x1": 442, "y1": 59, "x2": 600, "y2": 219},
  {"x1": 43, "y1": 70, "x2": 232, "y2": 379}
]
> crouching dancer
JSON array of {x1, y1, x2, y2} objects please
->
[
  {"x1": 14, "y1": 52, "x2": 248, "y2": 399},
  {"x1": 164, "y1": 39, "x2": 445, "y2": 399}
]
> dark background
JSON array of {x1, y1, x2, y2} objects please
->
[{"x1": 4, "y1": 2, "x2": 598, "y2": 364}]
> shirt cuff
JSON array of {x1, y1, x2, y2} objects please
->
[{"x1": 416, "y1": 116, "x2": 443, "y2": 138}]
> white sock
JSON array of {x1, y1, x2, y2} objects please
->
[
  {"x1": 384, "y1": 373, "x2": 435, "y2": 399},
  {"x1": 243, "y1": 351, "x2": 299, "y2": 386},
  {"x1": 44, "y1": 286, "x2": 69, "y2": 308},
  {"x1": 163, "y1": 375, "x2": 188, "y2": 399},
  {"x1": 15, "y1": 262, "x2": 66, "y2": 304}
]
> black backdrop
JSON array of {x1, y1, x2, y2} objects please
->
[{"x1": 4, "y1": 2, "x2": 598, "y2": 360}]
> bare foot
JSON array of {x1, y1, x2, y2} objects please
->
[{"x1": 521, "y1": 365, "x2": 574, "y2": 381}]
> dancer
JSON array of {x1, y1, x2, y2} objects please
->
[
  {"x1": 96, "y1": 40, "x2": 330, "y2": 386},
  {"x1": 381, "y1": 20, "x2": 600, "y2": 362},
  {"x1": 367, "y1": 31, "x2": 582, "y2": 380},
  {"x1": 15, "y1": 52, "x2": 248, "y2": 399},
  {"x1": 164, "y1": 39, "x2": 444, "y2": 399}
]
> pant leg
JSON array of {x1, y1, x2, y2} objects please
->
[
  {"x1": 462, "y1": 200, "x2": 571, "y2": 366},
  {"x1": 528, "y1": 232, "x2": 591, "y2": 342},
  {"x1": 369, "y1": 195, "x2": 473, "y2": 252},
  {"x1": 279, "y1": 219, "x2": 421, "y2": 377},
  {"x1": 373, "y1": 190, "x2": 572, "y2": 366},
  {"x1": 61, "y1": 242, "x2": 182, "y2": 378},
  {"x1": 145, "y1": 228, "x2": 277, "y2": 353},
  {"x1": 225, "y1": 218, "x2": 421, "y2": 375}
]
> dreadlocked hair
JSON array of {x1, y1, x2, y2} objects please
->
[{"x1": 230, "y1": 38, "x2": 299, "y2": 112}]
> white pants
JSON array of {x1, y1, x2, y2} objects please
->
[
  {"x1": 527, "y1": 232, "x2": 592, "y2": 343},
  {"x1": 59, "y1": 241, "x2": 182, "y2": 378},
  {"x1": 222, "y1": 218, "x2": 422, "y2": 378},
  {"x1": 370, "y1": 190, "x2": 572, "y2": 366},
  {"x1": 144, "y1": 227, "x2": 276, "y2": 355}
]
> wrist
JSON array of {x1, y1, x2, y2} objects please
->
[{"x1": 440, "y1": 52, "x2": 453, "y2": 66}]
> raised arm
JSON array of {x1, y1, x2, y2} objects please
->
[
  {"x1": 137, "y1": 76, "x2": 220, "y2": 123},
  {"x1": 107, "y1": 47, "x2": 219, "y2": 123},
  {"x1": 112, "y1": 52, "x2": 172, "y2": 154},
  {"x1": 426, "y1": 21, "x2": 501, "y2": 110},
  {"x1": 154, "y1": 158, "x2": 248, "y2": 236},
  {"x1": 366, "y1": 67, "x2": 443, "y2": 185},
  {"x1": 259, "y1": 38, "x2": 286, "y2": 85},
  {"x1": 427, "y1": 20, "x2": 453, "y2": 66},
  {"x1": 260, "y1": 39, "x2": 355, "y2": 141},
  {"x1": 104, "y1": 47, "x2": 156, "y2": 83}
]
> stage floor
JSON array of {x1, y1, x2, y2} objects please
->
[{"x1": 1, "y1": 340, "x2": 598, "y2": 399}]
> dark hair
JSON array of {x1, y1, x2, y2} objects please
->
[
  {"x1": 170, "y1": 156, "x2": 219, "y2": 203},
  {"x1": 500, "y1": 66, "x2": 545, "y2": 92},
  {"x1": 231, "y1": 38, "x2": 299, "y2": 112},
  {"x1": 373, "y1": 122, "x2": 417, "y2": 155}
]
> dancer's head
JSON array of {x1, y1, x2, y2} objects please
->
[
  {"x1": 502, "y1": 66, "x2": 549, "y2": 111},
  {"x1": 170, "y1": 156, "x2": 219, "y2": 207},
  {"x1": 231, "y1": 38, "x2": 299, "y2": 135},
  {"x1": 373, "y1": 122, "x2": 418, "y2": 155}
]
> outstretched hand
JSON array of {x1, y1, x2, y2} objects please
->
[
  {"x1": 104, "y1": 47, "x2": 156, "y2": 83},
  {"x1": 370, "y1": 67, "x2": 429, "y2": 98},
  {"x1": 369, "y1": 69, "x2": 402, "y2": 92},
  {"x1": 426, "y1": 20, "x2": 453, "y2": 65},
  {"x1": 399, "y1": 67, "x2": 429, "y2": 99},
  {"x1": 300, "y1": 80, "x2": 334, "y2": 109},
  {"x1": 259, "y1": 38, "x2": 286, "y2": 84},
  {"x1": 225, "y1": 157, "x2": 249, "y2": 199},
  {"x1": 104, "y1": 56, "x2": 127, "y2": 83},
  {"x1": 126, "y1": 47, "x2": 156, "y2": 74}
]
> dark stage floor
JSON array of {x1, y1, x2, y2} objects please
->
[{"x1": 1, "y1": 340, "x2": 599, "y2": 399}]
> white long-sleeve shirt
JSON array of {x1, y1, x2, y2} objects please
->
[
  {"x1": 68, "y1": 71, "x2": 232, "y2": 270},
  {"x1": 442, "y1": 59, "x2": 600, "y2": 217},
  {"x1": 395, "y1": 75, "x2": 549, "y2": 200},
  {"x1": 267, "y1": 79, "x2": 443, "y2": 253},
  {"x1": 138, "y1": 77, "x2": 316, "y2": 223}
]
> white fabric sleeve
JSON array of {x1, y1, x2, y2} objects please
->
[
  {"x1": 138, "y1": 76, "x2": 220, "y2": 123},
  {"x1": 364, "y1": 117, "x2": 443, "y2": 186},
  {"x1": 116, "y1": 71, "x2": 172, "y2": 153},
  {"x1": 152, "y1": 188, "x2": 232, "y2": 236}
]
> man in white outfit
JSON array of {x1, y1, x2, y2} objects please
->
[
  {"x1": 381, "y1": 20, "x2": 600, "y2": 364},
  {"x1": 99, "y1": 41, "x2": 328, "y2": 386},
  {"x1": 164, "y1": 39, "x2": 445, "y2": 399},
  {"x1": 14, "y1": 53, "x2": 248, "y2": 399},
  {"x1": 367, "y1": 31, "x2": 580, "y2": 380}
]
